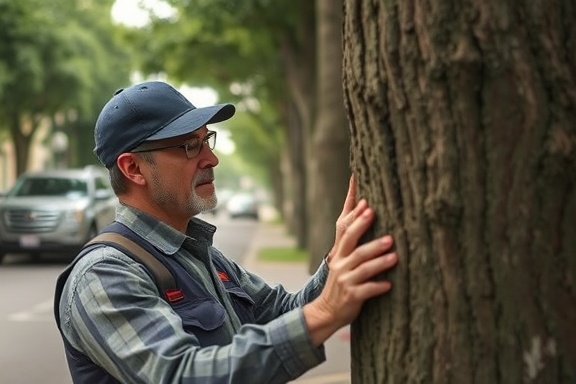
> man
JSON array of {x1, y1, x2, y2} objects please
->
[{"x1": 54, "y1": 81, "x2": 398, "y2": 383}]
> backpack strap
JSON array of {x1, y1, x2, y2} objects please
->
[{"x1": 86, "y1": 232, "x2": 184, "y2": 303}]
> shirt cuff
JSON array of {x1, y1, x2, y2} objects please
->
[{"x1": 269, "y1": 308, "x2": 326, "y2": 379}]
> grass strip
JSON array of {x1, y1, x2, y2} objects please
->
[{"x1": 257, "y1": 246, "x2": 308, "y2": 262}]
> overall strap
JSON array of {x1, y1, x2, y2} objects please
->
[{"x1": 86, "y1": 232, "x2": 184, "y2": 303}]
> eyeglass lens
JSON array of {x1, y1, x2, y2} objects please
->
[{"x1": 186, "y1": 132, "x2": 216, "y2": 158}]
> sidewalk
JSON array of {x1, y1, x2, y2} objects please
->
[{"x1": 241, "y1": 221, "x2": 351, "y2": 384}]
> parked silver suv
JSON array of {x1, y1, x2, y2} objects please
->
[{"x1": 0, "y1": 166, "x2": 117, "y2": 263}]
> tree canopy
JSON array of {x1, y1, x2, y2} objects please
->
[{"x1": 0, "y1": 0, "x2": 132, "y2": 175}]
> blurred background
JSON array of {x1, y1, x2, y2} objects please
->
[
  {"x1": 3, "y1": 1, "x2": 575, "y2": 383},
  {"x1": 0, "y1": 0, "x2": 350, "y2": 269},
  {"x1": 0, "y1": 1, "x2": 353, "y2": 382}
]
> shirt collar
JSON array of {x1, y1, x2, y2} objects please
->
[{"x1": 116, "y1": 204, "x2": 216, "y2": 255}]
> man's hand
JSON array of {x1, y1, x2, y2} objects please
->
[
  {"x1": 304, "y1": 200, "x2": 397, "y2": 346},
  {"x1": 327, "y1": 175, "x2": 361, "y2": 264}
]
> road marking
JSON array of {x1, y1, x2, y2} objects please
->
[{"x1": 8, "y1": 298, "x2": 54, "y2": 322}]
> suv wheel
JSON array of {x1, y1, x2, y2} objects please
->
[{"x1": 0, "y1": 252, "x2": 5, "y2": 265}]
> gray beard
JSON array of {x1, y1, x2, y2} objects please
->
[
  {"x1": 189, "y1": 168, "x2": 217, "y2": 214},
  {"x1": 189, "y1": 190, "x2": 218, "y2": 214},
  {"x1": 151, "y1": 168, "x2": 217, "y2": 217}
]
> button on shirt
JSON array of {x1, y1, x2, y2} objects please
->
[{"x1": 58, "y1": 204, "x2": 329, "y2": 383}]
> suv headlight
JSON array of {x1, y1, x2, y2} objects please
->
[{"x1": 64, "y1": 209, "x2": 85, "y2": 224}]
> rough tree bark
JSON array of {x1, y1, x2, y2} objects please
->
[{"x1": 342, "y1": 0, "x2": 576, "y2": 383}]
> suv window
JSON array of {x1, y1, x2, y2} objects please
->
[
  {"x1": 94, "y1": 176, "x2": 111, "y2": 192},
  {"x1": 9, "y1": 177, "x2": 88, "y2": 197}
]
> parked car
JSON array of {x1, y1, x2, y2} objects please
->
[
  {"x1": 0, "y1": 166, "x2": 118, "y2": 263},
  {"x1": 226, "y1": 193, "x2": 260, "y2": 220},
  {"x1": 205, "y1": 188, "x2": 234, "y2": 216}
]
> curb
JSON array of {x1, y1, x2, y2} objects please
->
[
  {"x1": 290, "y1": 373, "x2": 350, "y2": 384},
  {"x1": 239, "y1": 221, "x2": 263, "y2": 271}
]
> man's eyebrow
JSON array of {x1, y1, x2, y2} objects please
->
[
  {"x1": 183, "y1": 133, "x2": 202, "y2": 141},
  {"x1": 189, "y1": 130, "x2": 210, "y2": 139}
]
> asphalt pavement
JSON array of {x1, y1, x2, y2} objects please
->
[{"x1": 241, "y1": 220, "x2": 351, "y2": 384}]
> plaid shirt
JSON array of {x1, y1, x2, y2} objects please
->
[{"x1": 58, "y1": 204, "x2": 328, "y2": 383}]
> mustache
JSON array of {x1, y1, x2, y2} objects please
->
[{"x1": 194, "y1": 169, "x2": 215, "y2": 185}]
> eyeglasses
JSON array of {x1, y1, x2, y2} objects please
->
[{"x1": 131, "y1": 131, "x2": 217, "y2": 159}]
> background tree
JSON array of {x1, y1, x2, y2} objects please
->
[
  {"x1": 136, "y1": 0, "x2": 350, "y2": 261},
  {"x1": 136, "y1": 0, "x2": 314, "y2": 245},
  {"x1": 54, "y1": 0, "x2": 133, "y2": 168},
  {"x1": 308, "y1": 0, "x2": 350, "y2": 270},
  {"x1": 343, "y1": 1, "x2": 576, "y2": 383},
  {"x1": 0, "y1": 0, "x2": 131, "y2": 176}
]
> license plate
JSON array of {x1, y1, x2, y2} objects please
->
[{"x1": 19, "y1": 235, "x2": 40, "y2": 248}]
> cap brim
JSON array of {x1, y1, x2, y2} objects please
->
[{"x1": 144, "y1": 103, "x2": 235, "y2": 141}]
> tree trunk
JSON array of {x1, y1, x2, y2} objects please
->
[
  {"x1": 282, "y1": 100, "x2": 307, "y2": 245},
  {"x1": 9, "y1": 111, "x2": 33, "y2": 176},
  {"x1": 279, "y1": 2, "x2": 316, "y2": 248},
  {"x1": 343, "y1": 1, "x2": 576, "y2": 383},
  {"x1": 308, "y1": 0, "x2": 351, "y2": 271},
  {"x1": 269, "y1": 158, "x2": 284, "y2": 221}
]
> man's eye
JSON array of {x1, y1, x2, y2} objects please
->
[{"x1": 187, "y1": 140, "x2": 202, "y2": 150}]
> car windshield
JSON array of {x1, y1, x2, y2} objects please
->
[{"x1": 8, "y1": 177, "x2": 88, "y2": 197}]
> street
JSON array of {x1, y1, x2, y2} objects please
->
[
  {"x1": 0, "y1": 263, "x2": 68, "y2": 384},
  {"x1": 0, "y1": 213, "x2": 257, "y2": 384}
]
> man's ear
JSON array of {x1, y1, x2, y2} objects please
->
[{"x1": 116, "y1": 153, "x2": 147, "y2": 186}]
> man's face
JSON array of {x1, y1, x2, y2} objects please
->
[{"x1": 144, "y1": 127, "x2": 220, "y2": 218}]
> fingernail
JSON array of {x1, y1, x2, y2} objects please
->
[
  {"x1": 382, "y1": 235, "x2": 392, "y2": 245},
  {"x1": 384, "y1": 253, "x2": 397, "y2": 262}
]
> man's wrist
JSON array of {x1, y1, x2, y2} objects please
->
[{"x1": 302, "y1": 301, "x2": 339, "y2": 347}]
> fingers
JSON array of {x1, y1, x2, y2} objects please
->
[
  {"x1": 336, "y1": 199, "x2": 367, "y2": 233},
  {"x1": 329, "y1": 175, "x2": 362, "y2": 264},
  {"x1": 346, "y1": 247, "x2": 397, "y2": 283},
  {"x1": 335, "y1": 235, "x2": 396, "y2": 279},
  {"x1": 334, "y1": 204, "x2": 375, "y2": 258},
  {"x1": 348, "y1": 198, "x2": 368, "y2": 223},
  {"x1": 352, "y1": 279, "x2": 394, "y2": 302},
  {"x1": 350, "y1": 235, "x2": 395, "y2": 269},
  {"x1": 343, "y1": 174, "x2": 357, "y2": 213},
  {"x1": 334, "y1": 244, "x2": 397, "y2": 305},
  {"x1": 340, "y1": 174, "x2": 357, "y2": 216}
]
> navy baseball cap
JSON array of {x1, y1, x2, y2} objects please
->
[{"x1": 94, "y1": 81, "x2": 236, "y2": 168}]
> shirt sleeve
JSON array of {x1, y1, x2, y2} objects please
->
[
  {"x1": 224, "y1": 255, "x2": 330, "y2": 324},
  {"x1": 59, "y1": 250, "x2": 325, "y2": 384}
]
